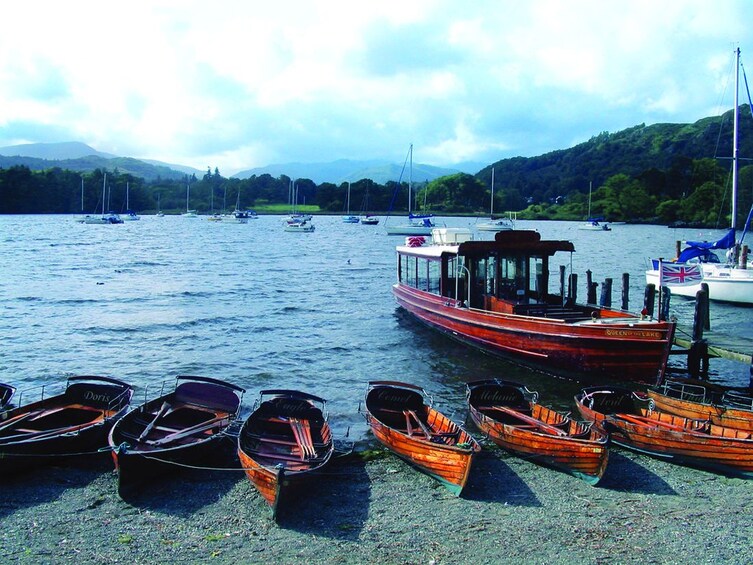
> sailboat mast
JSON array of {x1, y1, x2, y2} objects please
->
[
  {"x1": 732, "y1": 46, "x2": 740, "y2": 230},
  {"x1": 409, "y1": 143, "x2": 413, "y2": 214},
  {"x1": 81, "y1": 177, "x2": 84, "y2": 212},
  {"x1": 491, "y1": 168, "x2": 495, "y2": 217},
  {"x1": 102, "y1": 173, "x2": 107, "y2": 215}
]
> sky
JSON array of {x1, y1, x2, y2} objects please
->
[{"x1": 1, "y1": 0, "x2": 751, "y2": 175}]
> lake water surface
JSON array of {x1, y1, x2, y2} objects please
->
[{"x1": 1, "y1": 214, "x2": 751, "y2": 441}]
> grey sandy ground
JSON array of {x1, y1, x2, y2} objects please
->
[{"x1": 1, "y1": 444, "x2": 751, "y2": 564}]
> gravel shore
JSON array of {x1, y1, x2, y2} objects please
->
[{"x1": 1, "y1": 439, "x2": 751, "y2": 565}]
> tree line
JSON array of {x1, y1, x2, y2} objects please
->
[{"x1": 1, "y1": 149, "x2": 752, "y2": 230}]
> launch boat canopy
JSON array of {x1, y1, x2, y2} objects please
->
[{"x1": 393, "y1": 228, "x2": 675, "y2": 383}]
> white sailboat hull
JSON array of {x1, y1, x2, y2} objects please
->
[{"x1": 646, "y1": 264, "x2": 753, "y2": 304}]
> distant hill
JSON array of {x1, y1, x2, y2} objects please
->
[
  {"x1": 477, "y1": 104, "x2": 753, "y2": 200},
  {"x1": 0, "y1": 141, "x2": 116, "y2": 160},
  {"x1": 0, "y1": 142, "x2": 201, "y2": 182},
  {"x1": 232, "y1": 159, "x2": 460, "y2": 184}
]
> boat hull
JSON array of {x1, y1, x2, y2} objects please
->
[
  {"x1": 107, "y1": 376, "x2": 244, "y2": 498},
  {"x1": 646, "y1": 382, "x2": 753, "y2": 432},
  {"x1": 364, "y1": 381, "x2": 480, "y2": 496},
  {"x1": 646, "y1": 266, "x2": 753, "y2": 304},
  {"x1": 0, "y1": 376, "x2": 133, "y2": 476},
  {"x1": 467, "y1": 380, "x2": 608, "y2": 484},
  {"x1": 394, "y1": 284, "x2": 673, "y2": 383},
  {"x1": 237, "y1": 390, "x2": 334, "y2": 520},
  {"x1": 605, "y1": 411, "x2": 753, "y2": 478}
]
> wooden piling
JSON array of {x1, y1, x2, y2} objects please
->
[
  {"x1": 600, "y1": 278, "x2": 612, "y2": 308},
  {"x1": 559, "y1": 265, "x2": 566, "y2": 305},
  {"x1": 659, "y1": 286, "x2": 670, "y2": 322},
  {"x1": 568, "y1": 273, "x2": 578, "y2": 305},
  {"x1": 621, "y1": 273, "x2": 630, "y2": 310},
  {"x1": 644, "y1": 284, "x2": 655, "y2": 319}
]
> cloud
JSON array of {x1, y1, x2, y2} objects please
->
[{"x1": 0, "y1": 0, "x2": 751, "y2": 174}]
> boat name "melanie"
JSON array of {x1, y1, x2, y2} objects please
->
[{"x1": 604, "y1": 329, "x2": 662, "y2": 339}]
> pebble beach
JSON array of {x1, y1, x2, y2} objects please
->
[{"x1": 2, "y1": 439, "x2": 751, "y2": 565}]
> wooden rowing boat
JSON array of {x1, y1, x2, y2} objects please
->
[
  {"x1": 647, "y1": 378, "x2": 753, "y2": 432},
  {"x1": 108, "y1": 375, "x2": 244, "y2": 498},
  {"x1": 467, "y1": 379, "x2": 608, "y2": 485},
  {"x1": 237, "y1": 390, "x2": 334, "y2": 520},
  {"x1": 575, "y1": 386, "x2": 753, "y2": 478},
  {"x1": 574, "y1": 386, "x2": 651, "y2": 429},
  {"x1": 363, "y1": 380, "x2": 481, "y2": 496},
  {"x1": 0, "y1": 376, "x2": 133, "y2": 475}
]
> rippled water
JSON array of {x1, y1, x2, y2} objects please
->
[{"x1": 1, "y1": 215, "x2": 750, "y2": 440}]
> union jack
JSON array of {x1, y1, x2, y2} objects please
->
[{"x1": 659, "y1": 263, "x2": 703, "y2": 286}]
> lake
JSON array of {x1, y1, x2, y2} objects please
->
[{"x1": 1, "y1": 214, "x2": 751, "y2": 442}]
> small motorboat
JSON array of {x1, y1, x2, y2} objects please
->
[
  {"x1": 0, "y1": 376, "x2": 133, "y2": 475},
  {"x1": 363, "y1": 381, "x2": 481, "y2": 496},
  {"x1": 237, "y1": 389, "x2": 334, "y2": 521},
  {"x1": 283, "y1": 218, "x2": 315, "y2": 232},
  {"x1": 108, "y1": 375, "x2": 245, "y2": 498},
  {"x1": 467, "y1": 379, "x2": 608, "y2": 485}
]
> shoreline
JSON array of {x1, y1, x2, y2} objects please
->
[{"x1": 1, "y1": 440, "x2": 751, "y2": 564}]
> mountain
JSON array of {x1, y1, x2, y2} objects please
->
[
  {"x1": 232, "y1": 159, "x2": 460, "y2": 184},
  {"x1": 0, "y1": 141, "x2": 116, "y2": 160},
  {"x1": 0, "y1": 142, "x2": 202, "y2": 181}
]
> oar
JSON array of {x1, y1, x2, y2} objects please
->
[
  {"x1": 0, "y1": 409, "x2": 45, "y2": 434},
  {"x1": 146, "y1": 414, "x2": 229, "y2": 446},
  {"x1": 137, "y1": 402, "x2": 171, "y2": 442},
  {"x1": 481, "y1": 405, "x2": 568, "y2": 436},
  {"x1": 404, "y1": 410, "x2": 436, "y2": 439}
]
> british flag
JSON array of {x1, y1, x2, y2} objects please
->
[{"x1": 660, "y1": 263, "x2": 703, "y2": 285}]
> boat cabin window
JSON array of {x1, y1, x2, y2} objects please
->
[{"x1": 399, "y1": 254, "x2": 441, "y2": 296}]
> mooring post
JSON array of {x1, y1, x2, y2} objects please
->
[
  {"x1": 568, "y1": 273, "x2": 578, "y2": 305},
  {"x1": 741, "y1": 245, "x2": 749, "y2": 269},
  {"x1": 621, "y1": 273, "x2": 630, "y2": 310},
  {"x1": 700, "y1": 282, "x2": 710, "y2": 331},
  {"x1": 586, "y1": 270, "x2": 596, "y2": 304},
  {"x1": 659, "y1": 286, "x2": 671, "y2": 321},
  {"x1": 559, "y1": 265, "x2": 566, "y2": 305},
  {"x1": 688, "y1": 287, "x2": 710, "y2": 379},
  {"x1": 600, "y1": 278, "x2": 612, "y2": 307},
  {"x1": 644, "y1": 284, "x2": 655, "y2": 319}
]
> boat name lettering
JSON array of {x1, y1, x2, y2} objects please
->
[
  {"x1": 84, "y1": 391, "x2": 111, "y2": 403},
  {"x1": 604, "y1": 329, "x2": 661, "y2": 339},
  {"x1": 476, "y1": 390, "x2": 522, "y2": 404}
]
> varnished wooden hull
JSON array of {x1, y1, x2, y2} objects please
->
[
  {"x1": 0, "y1": 376, "x2": 133, "y2": 475},
  {"x1": 647, "y1": 381, "x2": 753, "y2": 432},
  {"x1": 108, "y1": 376, "x2": 244, "y2": 498},
  {"x1": 604, "y1": 410, "x2": 753, "y2": 478},
  {"x1": 237, "y1": 390, "x2": 334, "y2": 520},
  {"x1": 468, "y1": 380, "x2": 608, "y2": 484},
  {"x1": 364, "y1": 381, "x2": 480, "y2": 496},
  {"x1": 393, "y1": 284, "x2": 673, "y2": 383}
]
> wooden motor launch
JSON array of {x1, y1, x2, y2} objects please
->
[{"x1": 393, "y1": 228, "x2": 675, "y2": 383}]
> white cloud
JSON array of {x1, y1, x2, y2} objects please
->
[{"x1": 0, "y1": 0, "x2": 751, "y2": 173}]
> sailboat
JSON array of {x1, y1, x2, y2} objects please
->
[
  {"x1": 646, "y1": 47, "x2": 753, "y2": 304},
  {"x1": 384, "y1": 144, "x2": 436, "y2": 236},
  {"x1": 122, "y1": 182, "x2": 140, "y2": 221},
  {"x1": 156, "y1": 193, "x2": 165, "y2": 217},
  {"x1": 477, "y1": 168, "x2": 514, "y2": 231},
  {"x1": 342, "y1": 182, "x2": 359, "y2": 223},
  {"x1": 578, "y1": 182, "x2": 610, "y2": 231},
  {"x1": 359, "y1": 184, "x2": 380, "y2": 225},
  {"x1": 82, "y1": 173, "x2": 123, "y2": 224},
  {"x1": 182, "y1": 184, "x2": 198, "y2": 218}
]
